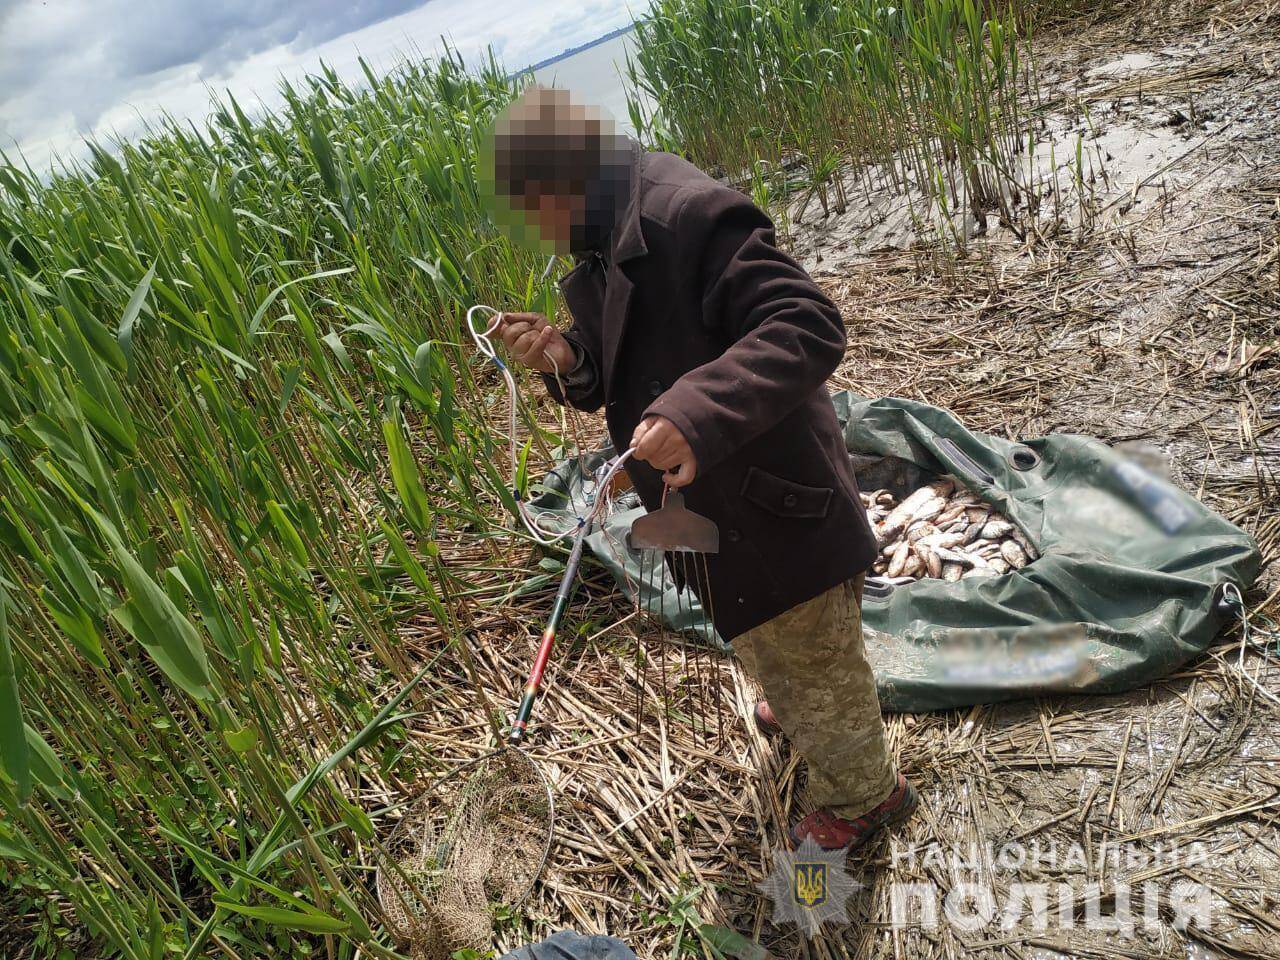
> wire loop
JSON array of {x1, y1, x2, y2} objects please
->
[{"x1": 467, "y1": 303, "x2": 633, "y2": 544}]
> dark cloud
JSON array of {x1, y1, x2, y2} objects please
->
[
  {"x1": 109, "y1": 1, "x2": 429, "y2": 77},
  {"x1": 0, "y1": 0, "x2": 430, "y2": 149},
  {"x1": 0, "y1": 0, "x2": 641, "y2": 167}
]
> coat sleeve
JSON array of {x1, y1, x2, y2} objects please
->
[
  {"x1": 539, "y1": 329, "x2": 604, "y2": 412},
  {"x1": 641, "y1": 186, "x2": 846, "y2": 473}
]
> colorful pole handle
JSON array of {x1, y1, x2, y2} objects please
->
[{"x1": 509, "y1": 525, "x2": 587, "y2": 745}]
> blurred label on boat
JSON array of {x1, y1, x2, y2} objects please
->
[
  {"x1": 934, "y1": 625, "x2": 1094, "y2": 689},
  {"x1": 1111, "y1": 459, "x2": 1194, "y2": 535}
]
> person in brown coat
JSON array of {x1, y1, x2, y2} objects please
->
[{"x1": 485, "y1": 86, "x2": 918, "y2": 851}]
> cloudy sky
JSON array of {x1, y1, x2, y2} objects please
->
[{"x1": 0, "y1": 0, "x2": 644, "y2": 170}]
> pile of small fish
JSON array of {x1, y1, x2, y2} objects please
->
[{"x1": 864, "y1": 477, "x2": 1039, "y2": 583}]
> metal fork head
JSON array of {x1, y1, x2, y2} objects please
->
[{"x1": 625, "y1": 490, "x2": 719, "y2": 554}]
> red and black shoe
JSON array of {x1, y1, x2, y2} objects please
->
[
  {"x1": 790, "y1": 773, "x2": 919, "y2": 852},
  {"x1": 753, "y1": 700, "x2": 783, "y2": 736}
]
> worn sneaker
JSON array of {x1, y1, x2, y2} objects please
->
[
  {"x1": 753, "y1": 700, "x2": 783, "y2": 736},
  {"x1": 790, "y1": 773, "x2": 919, "y2": 852}
]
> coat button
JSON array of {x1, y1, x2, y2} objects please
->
[
  {"x1": 648, "y1": 379, "x2": 663, "y2": 398},
  {"x1": 783, "y1": 493, "x2": 798, "y2": 508},
  {"x1": 726, "y1": 529, "x2": 742, "y2": 543}
]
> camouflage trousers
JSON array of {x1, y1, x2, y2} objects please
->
[{"x1": 734, "y1": 576, "x2": 896, "y2": 818}]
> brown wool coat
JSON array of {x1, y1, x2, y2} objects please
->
[{"x1": 542, "y1": 150, "x2": 877, "y2": 641}]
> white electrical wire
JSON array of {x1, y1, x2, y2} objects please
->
[
  {"x1": 1218, "y1": 582, "x2": 1280, "y2": 709},
  {"x1": 467, "y1": 304, "x2": 634, "y2": 544}
]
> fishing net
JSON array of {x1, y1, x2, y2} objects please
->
[
  {"x1": 380, "y1": 307, "x2": 721, "y2": 960},
  {"x1": 375, "y1": 749, "x2": 554, "y2": 959}
]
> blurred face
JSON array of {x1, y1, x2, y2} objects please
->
[
  {"x1": 483, "y1": 86, "x2": 635, "y2": 256},
  {"x1": 516, "y1": 181, "x2": 588, "y2": 252}
]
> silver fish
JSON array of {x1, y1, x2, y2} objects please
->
[
  {"x1": 1000, "y1": 540, "x2": 1029, "y2": 569},
  {"x1": 907, "y1": 521, "x2": 939, "y2": 544},
  {"x1": 924, "y1": 547, "x2": 943, "y2": 579},
  {"x1": 887, "y1": 538, "x2": 913, "y2": 578},
  {"x1": 1011, "y1": 526, "x2": 1039, "y2": 561},
  {"x1": 980, "y1": 520, "x2": 1014, "y2": 540},
  {"x1": 934, "y1": 546, "x2": 976, "y2": 568}
]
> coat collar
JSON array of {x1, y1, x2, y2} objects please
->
[
  {"x1": 608, "y1": 142, "x2": 648, "y2": 265},
  {"x1": 567, "y1": 142, "x2": 647, "y2": 271},
  {"x1": 611, "y1": 152, "x2": 650, "y2": 263}
]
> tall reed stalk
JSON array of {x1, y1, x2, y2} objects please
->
[
  {"x1": 0, "y1": 46, "x2": 556, "y2": 957},
  {"x1": 626, "y1": 0, "x2": 1041, "y2": 249}
]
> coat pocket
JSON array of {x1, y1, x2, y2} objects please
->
[{"x1": 740, "y1": 466, "x2": 833, "y2": 519}]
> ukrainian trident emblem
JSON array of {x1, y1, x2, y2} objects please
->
[
  {"x1": 758, "y1": 837, "x2": 863, "y2": 936},
  {"x1": 793, "y1": 862, "x2": 828, "y2": 907}
]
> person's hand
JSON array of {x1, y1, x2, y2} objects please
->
[
  {"x1": 631, "y1": 416, "x2": 697, "y2": 488},
  {"x1": 498, "y1": 312, "x2": 576, "y2": 374}
]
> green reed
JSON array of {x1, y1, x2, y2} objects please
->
[
  {"x1": 0, "y1": 46, "x2": 560, "y2": 958},
  {"x1": 626, "y1": 0, "x2": 1042, "y2": 250}
]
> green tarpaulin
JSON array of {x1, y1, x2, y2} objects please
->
[{"x1": 530, "y1": 393, "x2": 1261, "y2": 712}]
